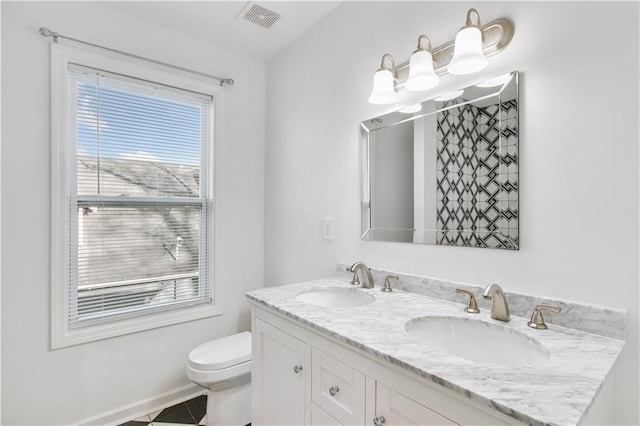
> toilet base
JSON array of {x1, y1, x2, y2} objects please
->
[{"x1": 206, "y1": 381, "x2": 251, "y2": 426}]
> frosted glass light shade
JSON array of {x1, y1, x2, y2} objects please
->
[
  {"x1": 406, "y1": 50, "x2": 439, "y2": 92},
  {"x1": 368, "y1": 69, "x2": 397, "y2": 104},
  {"x1": 448, "y1": 26, "x2": 488, "y2": 75}
]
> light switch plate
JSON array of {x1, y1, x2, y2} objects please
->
[{"x1": 322, "y1": 217, "x2": 334, "y2": 240}]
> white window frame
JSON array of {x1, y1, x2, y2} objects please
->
[{"x1": 51, "y1": 44, "x2": 222, "y2": 349}]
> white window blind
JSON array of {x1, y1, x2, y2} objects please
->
[{"x1": 67, "y1": 64, "x2": 214, "y2": 326}]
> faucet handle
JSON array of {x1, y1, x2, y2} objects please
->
[
  {"x1": 381, "y1": 275, "x2": 397, "y2": 292},
  {"x1": 456, "y1": 289, "x2": 480, "y2": 314},
  {"x1": 528, "y1": 304, "x2": 561, "y2": 330}
]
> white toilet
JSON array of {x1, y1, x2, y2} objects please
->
[{"x1": 187, "y1": 331, "x2": 252, "y2": 426}]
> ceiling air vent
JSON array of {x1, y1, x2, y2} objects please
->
[{"x1": 241, "y1": 3, "x2": 281, "y2": 29}]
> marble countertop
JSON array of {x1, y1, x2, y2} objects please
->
[{"x1": 246, "y1": 278, "x2": 625, "y2": 426}]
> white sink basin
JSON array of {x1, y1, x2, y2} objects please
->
[
  {"x1": 296, "y1": 288, "x2": 375, "y2": 308},
  {"x1": 405, "y1": 316, "x2": 550, "y2": 366}
]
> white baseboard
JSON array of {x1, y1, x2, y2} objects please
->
[{"x1": 74, "y1": 383, "x2": 206, "y2": 426}]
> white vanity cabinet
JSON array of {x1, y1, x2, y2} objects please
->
[{"x1": 251, "y1": 306, "x2": 520, "y2": 426}]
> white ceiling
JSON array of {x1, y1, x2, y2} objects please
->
[{"x1": 105, "y1": 1, "x2": 342, "y2": 61}]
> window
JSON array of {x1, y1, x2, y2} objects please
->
[{"x1": 51, "y1": 45, "x2": 220, "y2": 348}]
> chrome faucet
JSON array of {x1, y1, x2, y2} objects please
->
[
  {"x1": 349, "y1": 262, "x2": 374, "y2": 289},
  {"x1": 483, "y1": 283, "x2": 510, "y2": 322}
]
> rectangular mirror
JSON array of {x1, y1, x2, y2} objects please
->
[{"x1": 360, "y1": 71, "x2": 518, "y2": 249}]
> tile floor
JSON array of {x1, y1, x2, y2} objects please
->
[{"x1": 119, "y1": 395, "x2": 207, "y2": 426}]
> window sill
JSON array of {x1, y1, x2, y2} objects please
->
[{"x1": 51, "y1": 302, "x2": 221, "y2": 349}]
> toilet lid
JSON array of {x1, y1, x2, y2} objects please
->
[{"x1": 188, "y1": 331, "x2": 252, "y2": 371}]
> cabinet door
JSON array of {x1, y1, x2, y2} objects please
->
[
  {"x1": 375, "y1": 382, "x2": 458, "y2": 426},
  {"x1": 311, "y1": 402, "x2": 342, "y2": 426},
  {"x1": 253, "y1": 318, "x2": 308, "y2": 425}
]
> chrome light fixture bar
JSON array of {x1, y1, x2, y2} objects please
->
[{"x1": 368, "y1": 9, "x2": 513, "y2": 104}]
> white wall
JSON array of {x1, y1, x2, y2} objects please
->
[
  {"x1": 1, "y1": 2, "x2": 264, "y2": 424},
  {"x1": 265, "y1": 2, "x2": 639, "y2": 424}
]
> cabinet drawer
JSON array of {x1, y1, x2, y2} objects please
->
[{"x1": 312, "y1": 348, "x2": 365, "y2": 424}]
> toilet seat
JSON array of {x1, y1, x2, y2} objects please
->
[
  {"x1": 187, "y1": 359, "x2": 251, "y2": 387},
  {"x1": 188, "y1": 331, "x2": 251, "y2": 371}
]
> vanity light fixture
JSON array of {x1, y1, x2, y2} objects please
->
[
  {"x1": 368, "y1": 53, "x2": 398, "y2": 105},
  {"x1": 367, "y1": 8, "x2": 513, "y2": 105},
  {"x1": 448, "y1": 8, "x2": 488, "y2": 75},
  {"x1": 406, "y1": 35, "x2": 439, "y2": 92}
]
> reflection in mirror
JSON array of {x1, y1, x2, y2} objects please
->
[{"x1": 360, "y1": 71, "x2": 518, "y2": 249}]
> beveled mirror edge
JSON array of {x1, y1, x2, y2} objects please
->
[
  {"x1": 360, "y1": 71, "x2": 519, "y2": 250},
  {"x1": 359, "y1": 122, "x2": 371, "y2": 240}
]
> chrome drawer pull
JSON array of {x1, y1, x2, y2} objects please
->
[
  {"x1": 293, "y1": 364, "x2": 303, "y2": 374},
  {"x1": 329, "y1": 385, "x2": 340, "y2": 396}
]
